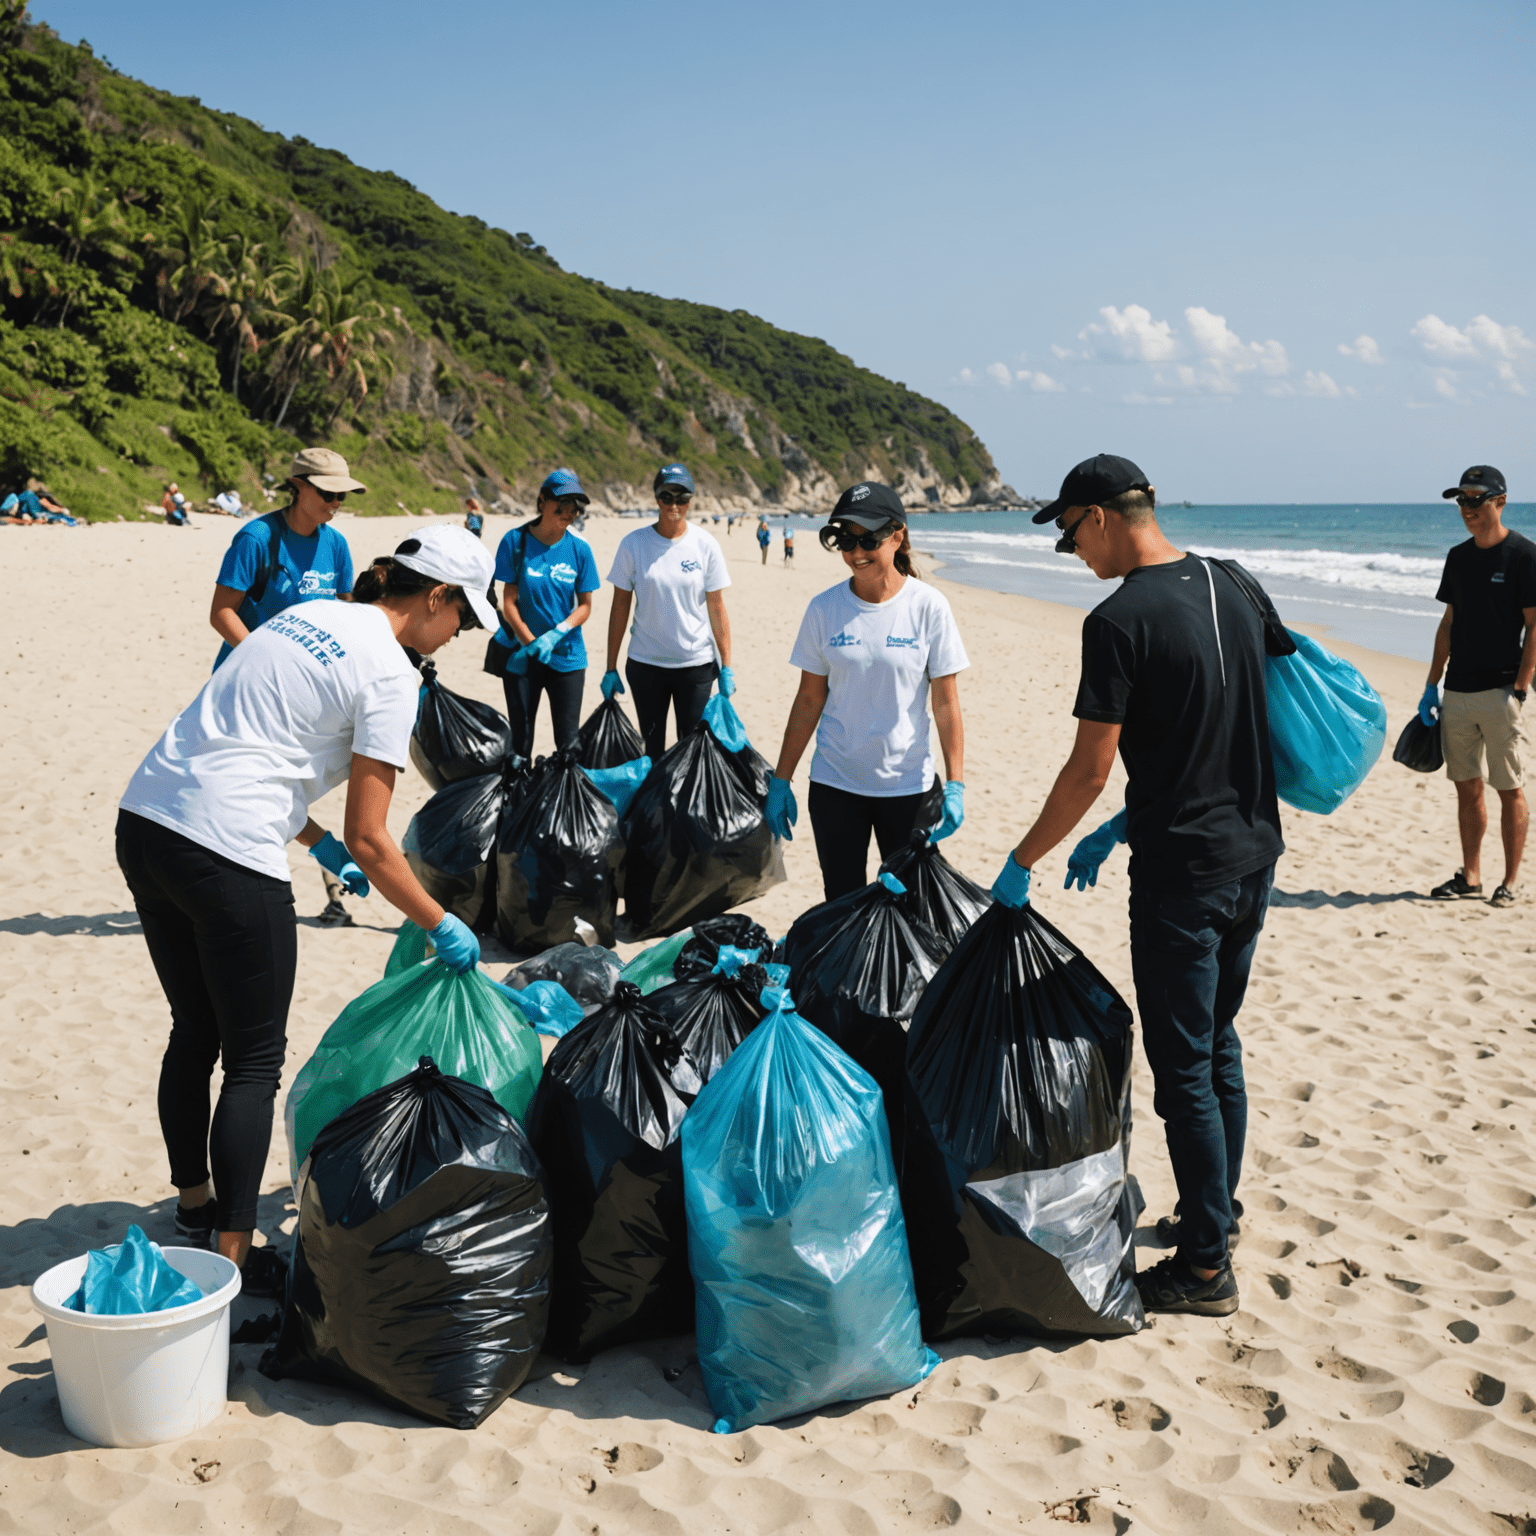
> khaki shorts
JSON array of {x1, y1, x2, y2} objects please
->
[{"x1": 1441, "y1": 687, "x2": 1527, "y2": 790}]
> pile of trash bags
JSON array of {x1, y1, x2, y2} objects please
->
[
  {"x1": 682, "y1": 985, "x2": 938, "y2": 1433},
  {"x1": 264, "y1": 1058, "x2": 552, "y2": 1429},
  {"x1": 410, "y1": 660, "x2": 513, "y2": 790},
  {"x1": 620, "y1": 697, "x2": 784, "y2": 938},
  {"x1": 902, "y1": 901, "x2": 1144, "y2": 1340}
]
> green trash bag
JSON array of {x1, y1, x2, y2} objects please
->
[
  {"x1": 618, "y1": 928, "x2": 693, "y2": 994},
  {"x1": 383, "y1": 920, "x2": 431, "y2": 977},
  {"x1": 285, "y1": 960, "x2": 542, "y2": 1187}
]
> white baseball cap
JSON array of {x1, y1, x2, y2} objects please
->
[{"x1": 392, "y1": 526, "x2": 498, "y2": 630}]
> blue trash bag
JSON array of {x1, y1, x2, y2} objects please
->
[
  {"x1": 580, "y1": 756, "x2": 652, "y2": 820},
  {"x1": 66, "y1": 1225, "x2": 203, "y2": 1314},
  {"x1": 681, "y1": 986, "x2": 938, "y2": 1433},
  {"x1": 493, "y1": 978, "x2": 585, "y2": 1038},
  {"x1": 1266, "y1": 631, "x2": 1387, "y2": 814}
]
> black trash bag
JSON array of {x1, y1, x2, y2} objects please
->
[
  {"x1": 495, "y1": 746, "x2": 622, "y2": 952},
  {"x1": 1392, "y1": 715, "x2": 1444, "y2": 774},
  {"x1": 648, "y1": 958, "x2": 769, "y2": 1082},
  {"x1": 619, "y1": 720, "x2": 785, "y2": 939},
  {"x1": 782, "y1": 874, "x2": 948, "y2": 1164},
  {"x1": 410, "y1": 659, "x2": 513, "y2": 791},
  {"x1": 403, "y1": 756, "x2": 529, "y2": 933},
  {"x1": 880, "y1": 832, "x2": 993, "y2": 956},
  {"x1": 261, "y1": 1057, "x2": 552, "y2": 1429},
  {"x1": 673, "y1": 914, "x2": 773, "y2": 981},
  {"x1": 505, "y1": 942, "x2": 622, "y2": 1016},
  {"x1": 576, "y1": 696, "x2": 646, "y2": 771},
  {"x1": 524, "y1": 981, "x2": 703, "y2": 1360},
  {"x1": 902, "y1": 902, "x2": 1144, "y2": 1342}
]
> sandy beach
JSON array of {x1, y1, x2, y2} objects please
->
[{"x1": 2, "y1": 509, "x2": 1533, "y2": 1536}]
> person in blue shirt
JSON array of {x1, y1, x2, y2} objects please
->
[
  {"x1": 493, "y1": 467, "x2": 601, "y2": 756},
  {"x1": 209, "y1": 446, "x2": 364, "y2": 925}
]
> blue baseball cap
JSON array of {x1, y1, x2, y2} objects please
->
[
  {"x1": 653, "y1": 462, "x2": 696, "y2": 495},
  {"x1": 539, "y1": 467, "x2": 589, "y2": 504}
]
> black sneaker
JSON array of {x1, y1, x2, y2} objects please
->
[
  {"x1": 1431, "y1": 869, "x2": 1482, "y2": 900},
  {"x1": 173, "y1": 1203, "x2": 217, "y2": 1249},
  {"x1": 1136, "y1": 1255, "x2": 1239, "y2": 1316},
  {"x1": 1155, "y1": 1212, "x2": 1241, "y2": 1253},
  {"x1": 317, "y1": 900, "x2": 353, "y2": 927},
  {"x1": 238, "y1": 1246, "x2": 291, "y2": 1300},
  {"x1": 1490, "y1": 883, "x2": 1519, "y2": 909}
]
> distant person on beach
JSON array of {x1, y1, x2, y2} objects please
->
[
  {"x1": 7, "y1": 487, "x2": 77, "y2": 524},
  {"x1": 783, "y1": 524, "x2": 795, "y2": 563},
  {"x1": 765, "y1": 482, "x2": 967, "y2": 900},
  {"x1": 162, "y1": 482, "x2": 189, "y2": 525},
  {"x1": 603, "y1": 462, "x2": 734, "y2": 763},
  {"x1": 727, "y1": 514, "x2": 736, "y2": 535},
  {"x1": 1420, "y1": 465, "x2": 1534, "y2": 908},
  {"x1": 116, "y1": 526, "x2": 495, "y2": 1292},
  {"x1": 757, "y1": 517, "x2": 771, "y2": 564},
  {"x1": 208, "y1": 447, "x2": 360, "y2": 925},
  {"x1": 492, "y1": 468, "x2": 600, "y2": 757},
  {"x1": 464, "y1": 496, "x2": 484, "y2": 538},
  {"x1": 991, "y1": 453, "x2": 1284, "y2": 1319}
]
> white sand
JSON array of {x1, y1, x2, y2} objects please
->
[{"x1": 2, "y1": 510, "x2": 1534, "y2": 1534}]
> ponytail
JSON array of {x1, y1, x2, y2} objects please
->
[
  {"x1": 893, "y1": 526, "x2": 920, "y2": 580},
  {"x1": 353, "y1": 546, "x2": 446, "y2": 606}
]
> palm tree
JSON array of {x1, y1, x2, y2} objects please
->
[
  {"x1": 151, "y1": 196, "x2": 224, "y2": 324},
  {"x1": 204, "y1": 234, "x2": 279, "y2": 405},
  {"x1": 44, "y1": 172, "x2": 135, "y2": 326}
]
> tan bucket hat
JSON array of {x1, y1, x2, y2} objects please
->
[{"x1": 289, "y1": 446, "x2": 367, "y2": 495}]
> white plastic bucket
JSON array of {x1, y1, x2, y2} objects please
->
[{"x1": 31, "y1": 1247, "x2": 242, "y2": 1447}]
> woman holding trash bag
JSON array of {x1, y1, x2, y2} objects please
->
[
  {"x1": 116, "y1": 526, "x2": 497, "y2": 1294},
  {"x1": 603, "y1": 462, "x2": 734, "y2": 764},
  {"x1": 492, "y1": 468, "x2": 602, "y2": 757},
  {"x1": 765, "y1": 482, "x2": 968, "y2": 902}
]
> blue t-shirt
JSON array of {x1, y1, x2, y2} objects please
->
[
  {"x1": 213, "y1": 514, "x2": 355, "y2": 669},
  {"x1": 493, "y1": 525, "x2": 600, "y2": 672}
]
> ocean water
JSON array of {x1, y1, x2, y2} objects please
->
[{"x1": 906, "y1": 503, "x2": 1536, "y2": 662}]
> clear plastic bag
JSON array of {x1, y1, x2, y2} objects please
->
[
  {"x1": 284, "y1": 958, "x2": 542, "y2": 1187},
  {"x1": 902, "y1": 903, "x2": 1144, "y2": 1341},
  {"x1": 682, "y1": 987, "x2": 937, "y2": 1433},
  {"x1": 505, "y1": 942, "x2": 621, "y2": 1014}
]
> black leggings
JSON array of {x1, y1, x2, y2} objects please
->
[
  {"x1": 625, "y1": 658, "x2": 719, "y2": 763},
  {"x1": 807, "y1": 779, "x2": 941, "y2": 903},
  {"x1": 115, "y1": 810, "x2": 295, "y2": 1233},
  {"x1": 502, "y1": 662, "x2": 585, "y2": 759}
]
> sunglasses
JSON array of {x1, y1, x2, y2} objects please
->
[
  {"x1": 819, "y1": 522, "x2": 898, "y2": 553},
  {"x1": 1055, "y1": 508, "x2": 1092, "y2": 554},
  {"x1": 1456, "y1": 492, "x2": 1499, "y2": 508},
  {"x1": 657, "y1": 490, "x2": 692, "y2": 506},
  {"x1": 452, "y1": 593, "x2": 481, "y2": 633},
  {"x1": 302, "y1": 478, "x2": 346, "y2": 505}
]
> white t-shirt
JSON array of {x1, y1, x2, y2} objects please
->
[
  {"x1": 607, "y1": 523, "x2": 730, "y2": 667},
  {"x1": 789, "y1": 577, "x2": 969, "y2": 796},
  {"x1": 120, "y1": 601, "x2": 418, "y2": 880}
]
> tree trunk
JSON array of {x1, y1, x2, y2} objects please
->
[{"x1": 274, "y1": 370, "x2": 301, "y2": 430}]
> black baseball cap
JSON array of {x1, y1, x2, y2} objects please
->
[
  {"x1": 829, "y1": 481, "x2": 907, "y2": 531},
  {"x1": 1032, "y1": 453, "x2": 1152, "y2": 524},
  {"x1": 1442, "y1": 464, "x2": 1506, "y2": 499}
]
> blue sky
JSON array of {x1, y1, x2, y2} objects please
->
[{"x1": 32, "y1": 0, "x2": 1535, "y2": 501}]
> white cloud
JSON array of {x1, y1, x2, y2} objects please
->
[
  {"x1": 1079, "y1": 304, "x2": 1179, "y2": 362},
  {"x1": 1123, "y1": 392, "x2": 1173, "y2": 406},
  {"x1": 1301, "y1": 370, "x2": 1347, "y2": 397},
  {"x1": 1412, "y1": 314, "x2": 1479, "y2": 359},
  {"x1": 1016, "y1": 369, "x2": 1066, "y2": 393},
  {"x1": 1184, "y1": 306, "x2": 1289, "y2": 376},
  {"x1": 1465, "y1": 314, "x2": 1534, "y2": 361},
  {"x1": 1337, "y1": 334, "x2": 1383, "y2": 365},
  {"x1": 1434, "y1": 374, "x2": 1457, "y2": 399},
  {"x1": 1496, "y1": 361, "x2": 1528, "y2": 396},
  {"x1": 1050, "y1": 343, "x2": 1074, "y2": 361},
  {"x1": 985, "y1": 361, "x2": 1013, "y2": 388},
  {"x1": 957, "y1": 367, "x2": 977, "y2": 385},
  {"x1": 1156, "y1": 362, "x2": 1241, "y2": 396}
]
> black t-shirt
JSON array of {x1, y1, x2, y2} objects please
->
[
  {"x1": 1436, "y1": 529, "x2": 1536, "y2": 693},
  {"x1": 1074, "y1": 554, "x2": 1284, "y2": 891}
]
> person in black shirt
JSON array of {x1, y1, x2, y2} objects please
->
[
  {"x1": 987, "y1": 454, "x2": 1283, "y2": 1319},
  {"x1": 1420, "y1": 466, "x2": 1535, "y2": 909}
]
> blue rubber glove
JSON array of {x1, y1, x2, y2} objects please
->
[
  {"x1": 601, "y1": 669, "x2": 624, "y2": 700},
  {"x1": 519, "y1": 629, "x2": 562, "y2": 665},
  {"x1": 428, "y1": 912, "x2": 480, "y2": 972},
  {"x1": 765, "y1": 777, "x2": 797, "y2": 840},
  {"x1": 717, "y1": 665, "x2": 736, "y2": 698},
  {"x1": 929, "y1": 780, "x2": 965, "y2": 842},
  {"x1": 991, "y1": 853, "x2": 1031, "y2": 908},
  {"x1": 1065, "y1": 807, "x2": 1129, "y2": 891},
  {"x1": 1418, "y1": 683, "x2": 1441, "y2": 727},
  {"x1": 308, "y1": 831, "x2": 369, "y2": 897}
]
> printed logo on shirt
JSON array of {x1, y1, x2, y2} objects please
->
[
  {"x1": 269, "y1": 613, "x2": 347, "y2": 667},
  {"x1": 1492, "y1": 572, "x2": 1506, "y2": 583},
  {"x1": 680, "y1": 559, "x2": 701, "y2": 572},
  {"x1": 297, "y1": 569, "x2": 338, "y2": 597},
  {"x1": 886, "y1": 635, "x2": 919, "y2": 650},
  {"x1": 828, "y1": 632, "x2": 862, "y2": 648},
  {"x1": 530, "y1": 561, "x2": 578, "y2": 584}
]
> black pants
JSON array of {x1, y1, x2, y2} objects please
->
[
  {"x1": 502, "y1": 663, "x2": 585, "y2": 759},
  {"x1": 807, "y1": 779, "x2": 940, "y2": 903},
  {"x1": 625, "y1": 658, "x2": 718, "y2": 764},
  {"x1": 116, "y1": 810, "x2": 296, "y2": 1233}
]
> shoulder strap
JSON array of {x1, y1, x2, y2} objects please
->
[
  {"x1": 246, "y1": 511, "x2": 289, "y2": 606},
  {"x1": 1210, "y1": 557, "x2": 1296, "y2": 658}
]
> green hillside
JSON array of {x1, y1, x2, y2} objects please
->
[{"x1": 0, "y1": 4, "x2": 1001, "y2": 520}]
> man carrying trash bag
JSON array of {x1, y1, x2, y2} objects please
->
[{"x1": 993, "y1": 454, "x2": 1284, "y2": 1319}]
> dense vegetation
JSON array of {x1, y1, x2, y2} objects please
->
[{"x1": 0, "y1": 5, "x2": 997, "y2": 519}]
